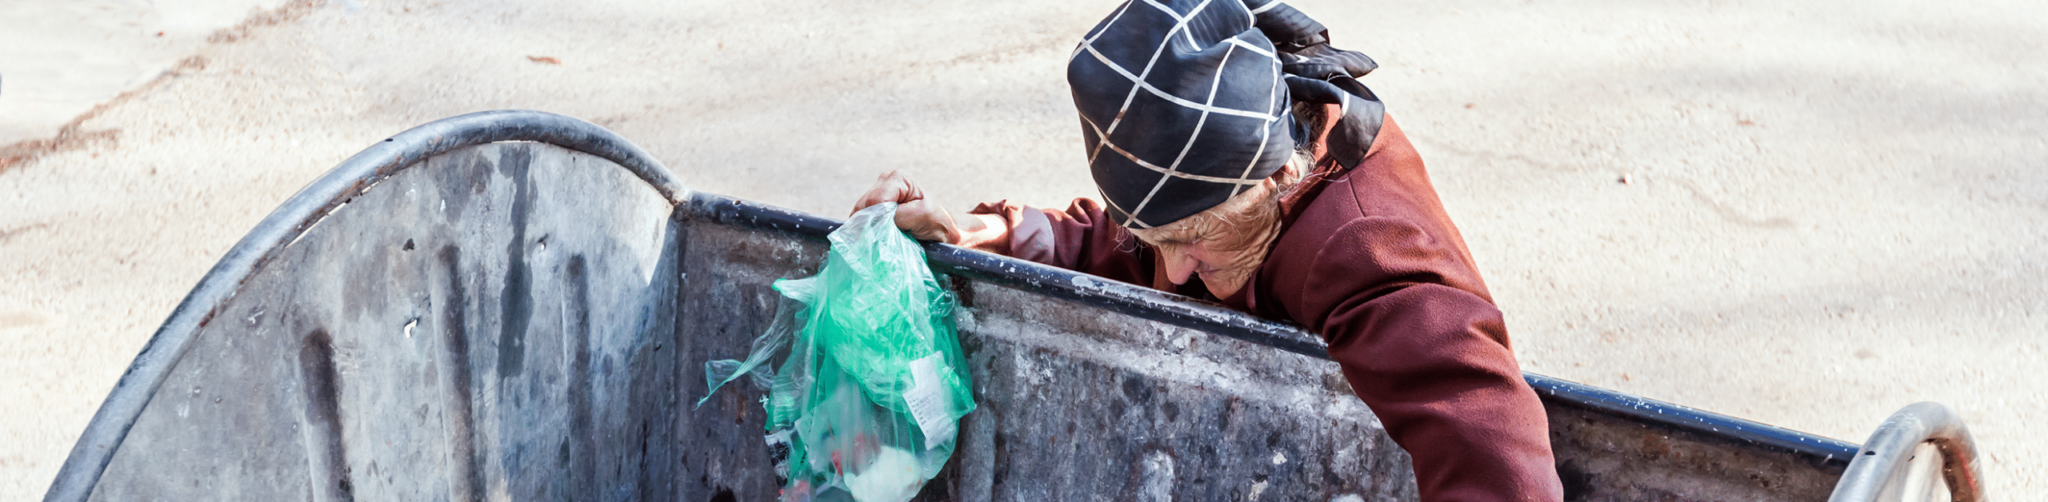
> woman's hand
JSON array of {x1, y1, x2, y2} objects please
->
[
  {"x1": 852, "y1": 171, "x2": 1009, "y2": 251},
  {"x1": 852, "y1": 170, "x2": 965, "y2": 244}
]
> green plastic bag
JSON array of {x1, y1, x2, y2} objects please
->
[{"x1": 701, "y1": 202, "x2": 975, "y2": 502}]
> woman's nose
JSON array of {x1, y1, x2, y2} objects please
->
[{"x1": 1161, "y1": 249, "x2": 1198, "y2": 285}]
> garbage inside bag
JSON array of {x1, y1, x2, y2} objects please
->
[{"x1": 700, "y1": 202, "x2": 975, "y2": 502}]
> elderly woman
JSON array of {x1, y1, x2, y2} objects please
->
[{"x1": 854, "y1": 1, "x2": 1562, "y2": 500}]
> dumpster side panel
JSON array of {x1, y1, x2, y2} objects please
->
[
  {"x1": 938, "y1": 284, "x2": 1420, "y2": 502},
  {"x1": 670, "y1": 222, "x2": 1421, "y2": 502},
  {"x1": 83, "y1": 270, "x2": 319, "y2": 502},
  {"x1": 86, "y1": 143, "x2": 681, "y2": 502},
  {"x1": 1546, "y1": 405, "x2": 1844, "y2": 501},
  {"x1": 669, "y1": 222, "x2": 827, "y2": 501}
]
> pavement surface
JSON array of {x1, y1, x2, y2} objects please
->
[{"x1": 2, "y1": 0, "x2": 2042, "y2": 499}]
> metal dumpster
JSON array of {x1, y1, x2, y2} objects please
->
[{"x1": 42, "y1": 111, "x2": 1978, "y2": 502}]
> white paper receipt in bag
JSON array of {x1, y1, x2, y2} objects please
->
[{"x1": 902, "y1": 353, "x2": 958, "y2": 449}]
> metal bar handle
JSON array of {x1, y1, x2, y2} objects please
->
[{"x1": 1827, "y1": 401, "x2": 1985, "y2": 502}]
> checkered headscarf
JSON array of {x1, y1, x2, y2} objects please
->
[{"x1": 1069, "y1": 0, "x2": 1384, "y2": 228}]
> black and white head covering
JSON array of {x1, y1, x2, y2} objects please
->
[{"x1": 1069, "y1": 0, "x2": 1384, "y2": 228}]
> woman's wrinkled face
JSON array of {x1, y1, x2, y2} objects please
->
[{"x1": 1127, "y1": 178, "x2": 1283, "y2": 299}]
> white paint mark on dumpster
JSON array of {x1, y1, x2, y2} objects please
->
[{"x1": 1139, "y1": 450, "x2": 1175, "y2": 502}]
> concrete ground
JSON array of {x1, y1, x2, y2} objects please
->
[{"x1": 2, "y1": 0, "x2": 2041, "y2": 499}]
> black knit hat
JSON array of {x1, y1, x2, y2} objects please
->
[{"x1": 1069, "y1": 0, "x2": 1384, "y2": 228}]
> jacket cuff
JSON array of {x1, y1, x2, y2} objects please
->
[{"x1": 969, "y1": 200, "x2": 1058, "y2": 265}]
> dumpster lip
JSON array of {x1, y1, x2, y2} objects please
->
[{"x1": 51, "y1": 110, "x2": 1856, "y2": 502}]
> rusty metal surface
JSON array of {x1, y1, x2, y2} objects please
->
[
  {"x1": 1547, "y1": 404, "x2": 1844, "y2": 501},
  {"x1": 1827, "y1": 402, "x2": 1982, "y2": 502}
]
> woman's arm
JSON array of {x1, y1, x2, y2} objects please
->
[
  {"x1": 1286, "y1": 217, "x2": 1563, "y2": 502},
  {"x1": 849, "y1": 170, "x2": 1011, "y2": 252},
  {"x1": 851, "y1": 171, "x2": 1158, "y2": 286}
]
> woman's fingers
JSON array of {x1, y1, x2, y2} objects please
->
[
  {"x1": 851, "y1": 170, "x2": 924, "y2": 214},
  {"x1": 851, "y1": 171, "x2": 961, "y2": 243},
  {"x1": 895, "y1": 199, "x2": 963, "y2": 244}
]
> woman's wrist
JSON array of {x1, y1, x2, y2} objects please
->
[{"x1": 953, "y1": 212, "x2": 1011, "y2": 253}]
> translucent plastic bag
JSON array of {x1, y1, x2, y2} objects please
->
[{"x1": 700, "y1": 202, "x2": 975, "y2": 502}]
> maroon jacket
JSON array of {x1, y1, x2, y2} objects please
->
[{"x1": 970, "y1": 111, "x2": 1564, "y2": 501}]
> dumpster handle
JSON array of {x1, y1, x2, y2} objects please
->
[{"x1": 1827, "y1": 402, "x2": 1984, "y2": 502}]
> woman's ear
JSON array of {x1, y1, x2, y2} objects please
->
[{"x1": 1271, "y1": 157, "x2": 1302, "y2": 190}]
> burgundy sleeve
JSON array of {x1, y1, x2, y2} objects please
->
[
  {"x1": 968, "y1": 198, "x2": 1157, "y2": 287},
  {"x1": 1300, "y1": 218, "x2": 1562, "y2": 502}
]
